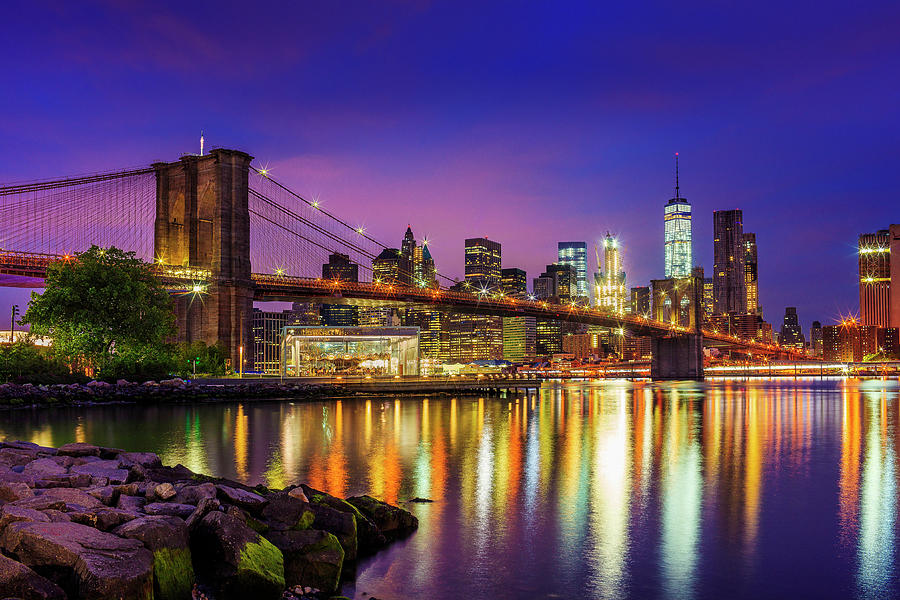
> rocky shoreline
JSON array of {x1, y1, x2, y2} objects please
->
[
  {"x1": 0, "y1": 379, "x2": 348, "y2": 409},
  {"x1": 0, "y1": 440, "x2": 418, "y2": 600}
]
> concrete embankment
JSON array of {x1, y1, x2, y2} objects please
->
[{"x1": 0, "y1": 376, "x2": 543, "y2": 409}]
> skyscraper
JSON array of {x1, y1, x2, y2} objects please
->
[
  {"x1": 858, "y1": 225, "x2": 900, "y2": 328},
  {"x1": 501, "y1": 266, "x2": 534, "y2": 362},
  {"x1": 558, "y1": 242, "x2": 588, "y2": 301},
  {"x1": 597, "y1": 233, "x2": 626, "y2": 313},
  {"x1": 501, "y1": 268, "x2": 528, "y2": 297},
  {"x1": 630, "y1": 286, "x2": 650, "y2": 316},
  {"x1": 534, "y1": 264, "x2": 576, "y2": 301},
  {"x1": 322, "y1": 252, "x2": 358, "y2": 282},
  {"x1": 321, "y1": 253, "x2": 358, "y2": 327},
  {"x1": 713, "y1": 209, "x2": 747, "y2": 315},
  {"x1": 399, "y1": 225, "x2": 416, "y2": 285},
  {"x1": 420, "y1": 243, "x2": 436, "y2": 287},
  {"x1": 779, "y1": 307, "x2": 805, "y2": 348},
  {"x1": 502, "y1": 316, "x2": 536, "y2": 363},
  {"x1": 372, "y1": 248, "x2": 402, "y2": 284},
  {"x1": 464, "y1": 237, "x2": 501, "y2": 286},
  {"x1": 664, "y1": 153, "x2": 692, "y2": 278},
  {"x1": 810, "y1": 320, "x2": 823, "y2": 355},
  {"x1": 743, "y1": 232, "x2": 759, "y2": 315}
]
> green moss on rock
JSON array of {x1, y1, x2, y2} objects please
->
[
  {"x1": 153, "y1": 546, "x2": 194, "y2": 600},
  {"x1": 237, "y1": 536, "x2": 285, "y2": 592},
  {"x1": 292, "y1": 508, "x2": 315, "y2": 530},
  {"x1": 308, "y1": 492, "x2": 365, "y2": 522}
]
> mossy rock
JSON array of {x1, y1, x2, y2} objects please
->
[
  {"x1": 265, "y1": 529, "x2": 344, "y2": 593},
  {"x1": 292, "y1": 508, "x2": 315, "y2": 530},
  {"x1": 308, "y1": 502, "x2": 358, "y2": 561},
  {"x1": 154, "y1": 547, "x2": 194, "y2": 600},
  {"x1": 346, "y1": 495, "x2": 418, "y2": 541},
  {"x1": 191, "y1": 511, "x2": 285, "y2": 600},
  {"x1": 113, "y1": 515, "x2": 194, "y2": 600},
  {"x1": 237, "y1": 537, "x2": 285, "y2": 593}
]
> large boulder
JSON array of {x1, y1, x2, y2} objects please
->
[
  {"x1": 56, "y1": 442, "x2": 100, "y2": 458},
  {"x1": 0, "y1": 481, "x2": 34, "y2": 502},
  {"x1": 0, "y1": 466, "x2": 36, "y2": 486},
  {"x1": 37, "y1": 487, "x2": 103, "y2": 510},
  {"x1": 85, "y1": 485, "x2": 119, "y2": 507},
  {"x1": 119, "y1": 451, "x2": 162, "y2": 468},
  {"x1": 154, "y1": 482, "x2": 177, "y2": 500},
  {"x1": 302, "y1": 485, "x2": 384, "y2": 551},
  {"x1": 71, "y1": 459, "x2": 130, "y2": 485},
  {"x1": 217, "y1": 484, "x2": 267, "y2": 512},
  {"x1": 1, "y1": 441, "x2": 55, "y2": 455},
  {"x1": 346, "y1": 495, "x2": 418, "y2": 541},
  {"x1": 173, "y1": 482, "x2": 217, "y2": 505},
  {"x1": 116, "y1": 516, "x2": 194, "y2": 600},
  {"x1": 117, "y1": 493, "x2": 147, "y2": 512},
  {"x1": 0, "y1": 521, "x2": 153, "y2": 599},
  {"x1": 265, "y1": 529, "x2": 344, "y2": 593},
  {"x1": 0, "y1": 447, "x2": 39, "y2": 469},
  {"x1": 92, "y1": 507, "x2": 141, "y2": 531},
  {"x1": 307, "y1": 502, "x2": 357, "y2": 561},
  {"x1": 190, "y1": 510, "x2": 285, "y2": 600},
  {"x1": 0, "y1": 504, "x2": 50, "y2": 530},
  {"x1": 145, "y1": 502, "x2": 196, "y2": 519},
  {"x1": 0, "y1": 552, "x2": 66, "y2": 600},
  {"x1": 259, "y1": 492, "x2": 315, "y2": 531},
  {"x1": 22, "y1": 458, "x2": 67, "y2": 478}
]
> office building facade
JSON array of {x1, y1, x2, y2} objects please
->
[
  {"x1": 558, "y1": 242, "x2": 588, "y2": 301},
  {"x1": 858, "y1": 225, "x2": 900, "y2": 328},
  {"x1": 779, "y1": 307, "x2": 805, "y2": 348},
  {"x1": 743, "y1": 232, "x2": 759, "y2": 315},
  {"x1": 465, "y1": 237, "x2": 502, "y2": 286},
  {"x1": 713, "y1": 209, "x2": 747, "y2": 315}
]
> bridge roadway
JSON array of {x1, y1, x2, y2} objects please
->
[{"x1": 1, "y1": 249, "x2": 808, "y2": 360}]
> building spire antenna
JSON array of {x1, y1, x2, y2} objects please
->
[
  {"x1": 674, "y1": 152, "x2": 680, "y2": 200},
  {"x1": 200, "y1": 131, "x2": 205, "y2": 156}
]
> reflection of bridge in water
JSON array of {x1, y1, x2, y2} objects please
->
[{"x1": 0, "y1": 148, "x2": 812, "y2": 379}]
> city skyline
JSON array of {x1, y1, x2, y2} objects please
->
[{"x1": 2, "y1": 2, "x2": 899, "y2": 333}]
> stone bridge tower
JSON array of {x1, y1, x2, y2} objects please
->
[
  {"x1": 153, "y1": 149, "x2": 254, "y2": 371},
  {"x1": 650, "y1": 271, "x2": 705, "y2": 380}
]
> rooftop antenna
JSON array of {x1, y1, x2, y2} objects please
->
[
  {"x1": 200, "y1": 131, "x2": 205, "y2": 156},
  {"x1": 674, "y1": 152, "x2": 680, "y2": 200}
]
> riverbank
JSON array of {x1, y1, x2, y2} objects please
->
[
  {"x1": 0, "y1": 379, "x2": 346, "y2": 409},
  {"x1": 0, "y1": 440, "x2": 418, "y2": 600},
  {"x1": 0, "y1": 376, "x2": 543, "y2": 409}
]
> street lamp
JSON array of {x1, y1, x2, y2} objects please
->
[{"x1": 9, "y1": 304, "x2": 19, "y2": 343}]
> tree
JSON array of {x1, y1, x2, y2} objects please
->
[{"x1": 23, "y1": 246, "x2": 176, "y2": 378}]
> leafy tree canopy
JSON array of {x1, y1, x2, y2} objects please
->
[{"x1": 23, "y1": 246, "x2": 176, "y2": 374}]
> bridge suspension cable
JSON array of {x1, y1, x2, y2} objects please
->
[
  {"x1": 0, "y1": 167, "x2": 155, "y2": 197},
  {"x1": 0, "y1": 167, "x2": 155, "y2": 259},
  {"x1": 250, "y1": 169, "x2": 458, "y2": 286}
]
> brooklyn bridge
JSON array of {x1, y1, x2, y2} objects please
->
[{"x1": 0, "y1": 148, "x2": 811, "y2": 379}]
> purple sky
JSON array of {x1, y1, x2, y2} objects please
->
[{"x1": 2, "y1": 0, "x2": 899, "y2": 333}]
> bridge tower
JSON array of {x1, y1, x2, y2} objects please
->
[
  {"x1": 650, "y1": 271, "x2": 705, "y2": 380},
  {"x1": 152, "y1": 149, "x2": 254, "y2": 371}
]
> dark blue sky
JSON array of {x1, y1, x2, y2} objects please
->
[{"x1": 2, "y1": 0, "x2": 899, "y2": 331}]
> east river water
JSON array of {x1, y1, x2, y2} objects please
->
[{"x1": 2, "y1": 378, "x2": 899, "y2": 600}]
